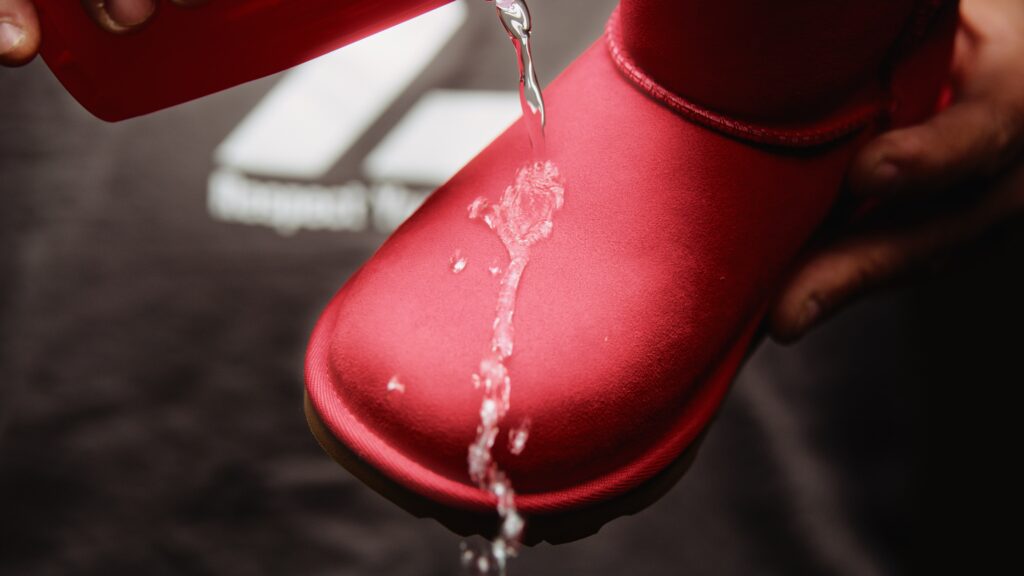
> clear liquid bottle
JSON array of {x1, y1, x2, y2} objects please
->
[{"x1": 33, "y1": 0, "x2": 454, "y2": 121}]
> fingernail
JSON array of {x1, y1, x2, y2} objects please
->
[
  {"x1": 795, "y1": 297, "x2": 822, "y2": 335},
  {"x1": 0, "y1": 22, "x2": 26, "y2": 55},
  {"x1": 106, "y1": 0, "x2": 157, "y2": 28}
]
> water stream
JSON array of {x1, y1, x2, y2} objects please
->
[{"x1": 458, "y1": 2, "x2": 562, "y2": 574}]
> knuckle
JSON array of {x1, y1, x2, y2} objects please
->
[{"x1": 881, "y1": 130, "x2": 929, "y2": 169}]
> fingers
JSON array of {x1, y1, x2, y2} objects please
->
[
  {"x1": 801, "y1": 0, "x2": 1024, "y2": 342},
  {"x1": 0, "y1": 0, "x2": 40, "y2": 67},
  {"x1": 848, "y1": 98, "x2": 1024, "y2": 199},
  {"x1": 82, "y1": 0, "x2": 157, "y2": 33},
  {"x1": 1, "y1": 0, "x2": 160, "y2": 67},
  {"x1": 768, "y1": 169, "x2": 1022, "y2": 343},
  {"x1": 848, "y1": 0, "x2": 1024, "y2": 203},
  {"x1": 769, "y1": 225, "x2": 952, "y2": 343}
]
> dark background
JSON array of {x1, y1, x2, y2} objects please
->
[{"x1": 1, "y1": 1, "x2": 1018, "y2": 574}]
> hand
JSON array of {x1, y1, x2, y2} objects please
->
[
  {"x1": 0, "y1": 0, "x2": 157, "y2": 67},
  {"x1": 770, "y1": 0, "x2": 1024, "y2": 342}
]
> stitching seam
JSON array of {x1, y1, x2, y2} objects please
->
[{"x1": 604, "y1": 7, "x2": 887, "y2": 147}]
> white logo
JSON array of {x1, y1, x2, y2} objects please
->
[{"x1": 207, "y1": 1, "x2": 521, "y2": 236}]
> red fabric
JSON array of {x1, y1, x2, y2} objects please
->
[
  {"x1": 307, "y1": 0, "x2": 958, "y2": 514},
  {"x1": 618, "y1": 0, "x2": 915, "y2": 123},
  {"x1": 605, "y1": 10, "x2": 884, "y2": 147},
  {"x1": 35, "y1": 0, "x2": 453, "y2": 121}
]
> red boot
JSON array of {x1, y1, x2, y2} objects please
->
[{"x1": 306, "y1": 0, "x2": 958, "y2": 543}]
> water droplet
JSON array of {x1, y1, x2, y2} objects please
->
[
  {"x1": 488, "y1": 261, "x2": 503, "y2": 276},
  {"x1": 508, "y1": 420, "x2": 530, "y2": 455},
  {"x1": 468, "y1": 197, "x2": 489, "y2": 219},
  {"x1": 386, "y1": 375, "x2": 405, "y2": 394},
  {"x1": 451, "y1": 250, "x2": 468, "y2": 274}
]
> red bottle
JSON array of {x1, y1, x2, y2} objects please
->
[{"x1": 34, "y1": 0, "x2": 454, "y2": 121}]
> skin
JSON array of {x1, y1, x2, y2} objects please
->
[
  {"x1": 1, "y1": 0, "x2": 1020, "y2": 342},
  {"x1": 0, "y1": 0, "x2": 208, "y2": 66},
  {"x1": 769, "y1": 0, "x2": 1024, "y2": 342}
]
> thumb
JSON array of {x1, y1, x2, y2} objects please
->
[{"x1": 0, "y1": 0, "x2": 40, "y2": 67}]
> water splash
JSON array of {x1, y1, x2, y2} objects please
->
[
  {"x1": 469, "y1": 161, "x2": 563, "y2": 358},
  {"x1": 463, "y1": 161, "x2": 564, "y2": 575},
  {"x1": 468, "y1": 197, "x2": 489, "y2": 219},
  {"x1": 461, "y1": 3, "x2": 554, "y2": 574}
]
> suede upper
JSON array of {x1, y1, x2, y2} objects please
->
[{"x1": 306, "y1": 0, "x2": 958, "y2": 515}]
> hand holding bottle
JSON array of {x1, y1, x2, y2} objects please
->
[{"x1": 1, "y1": 0, "x2": 162, "y2": 66}]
